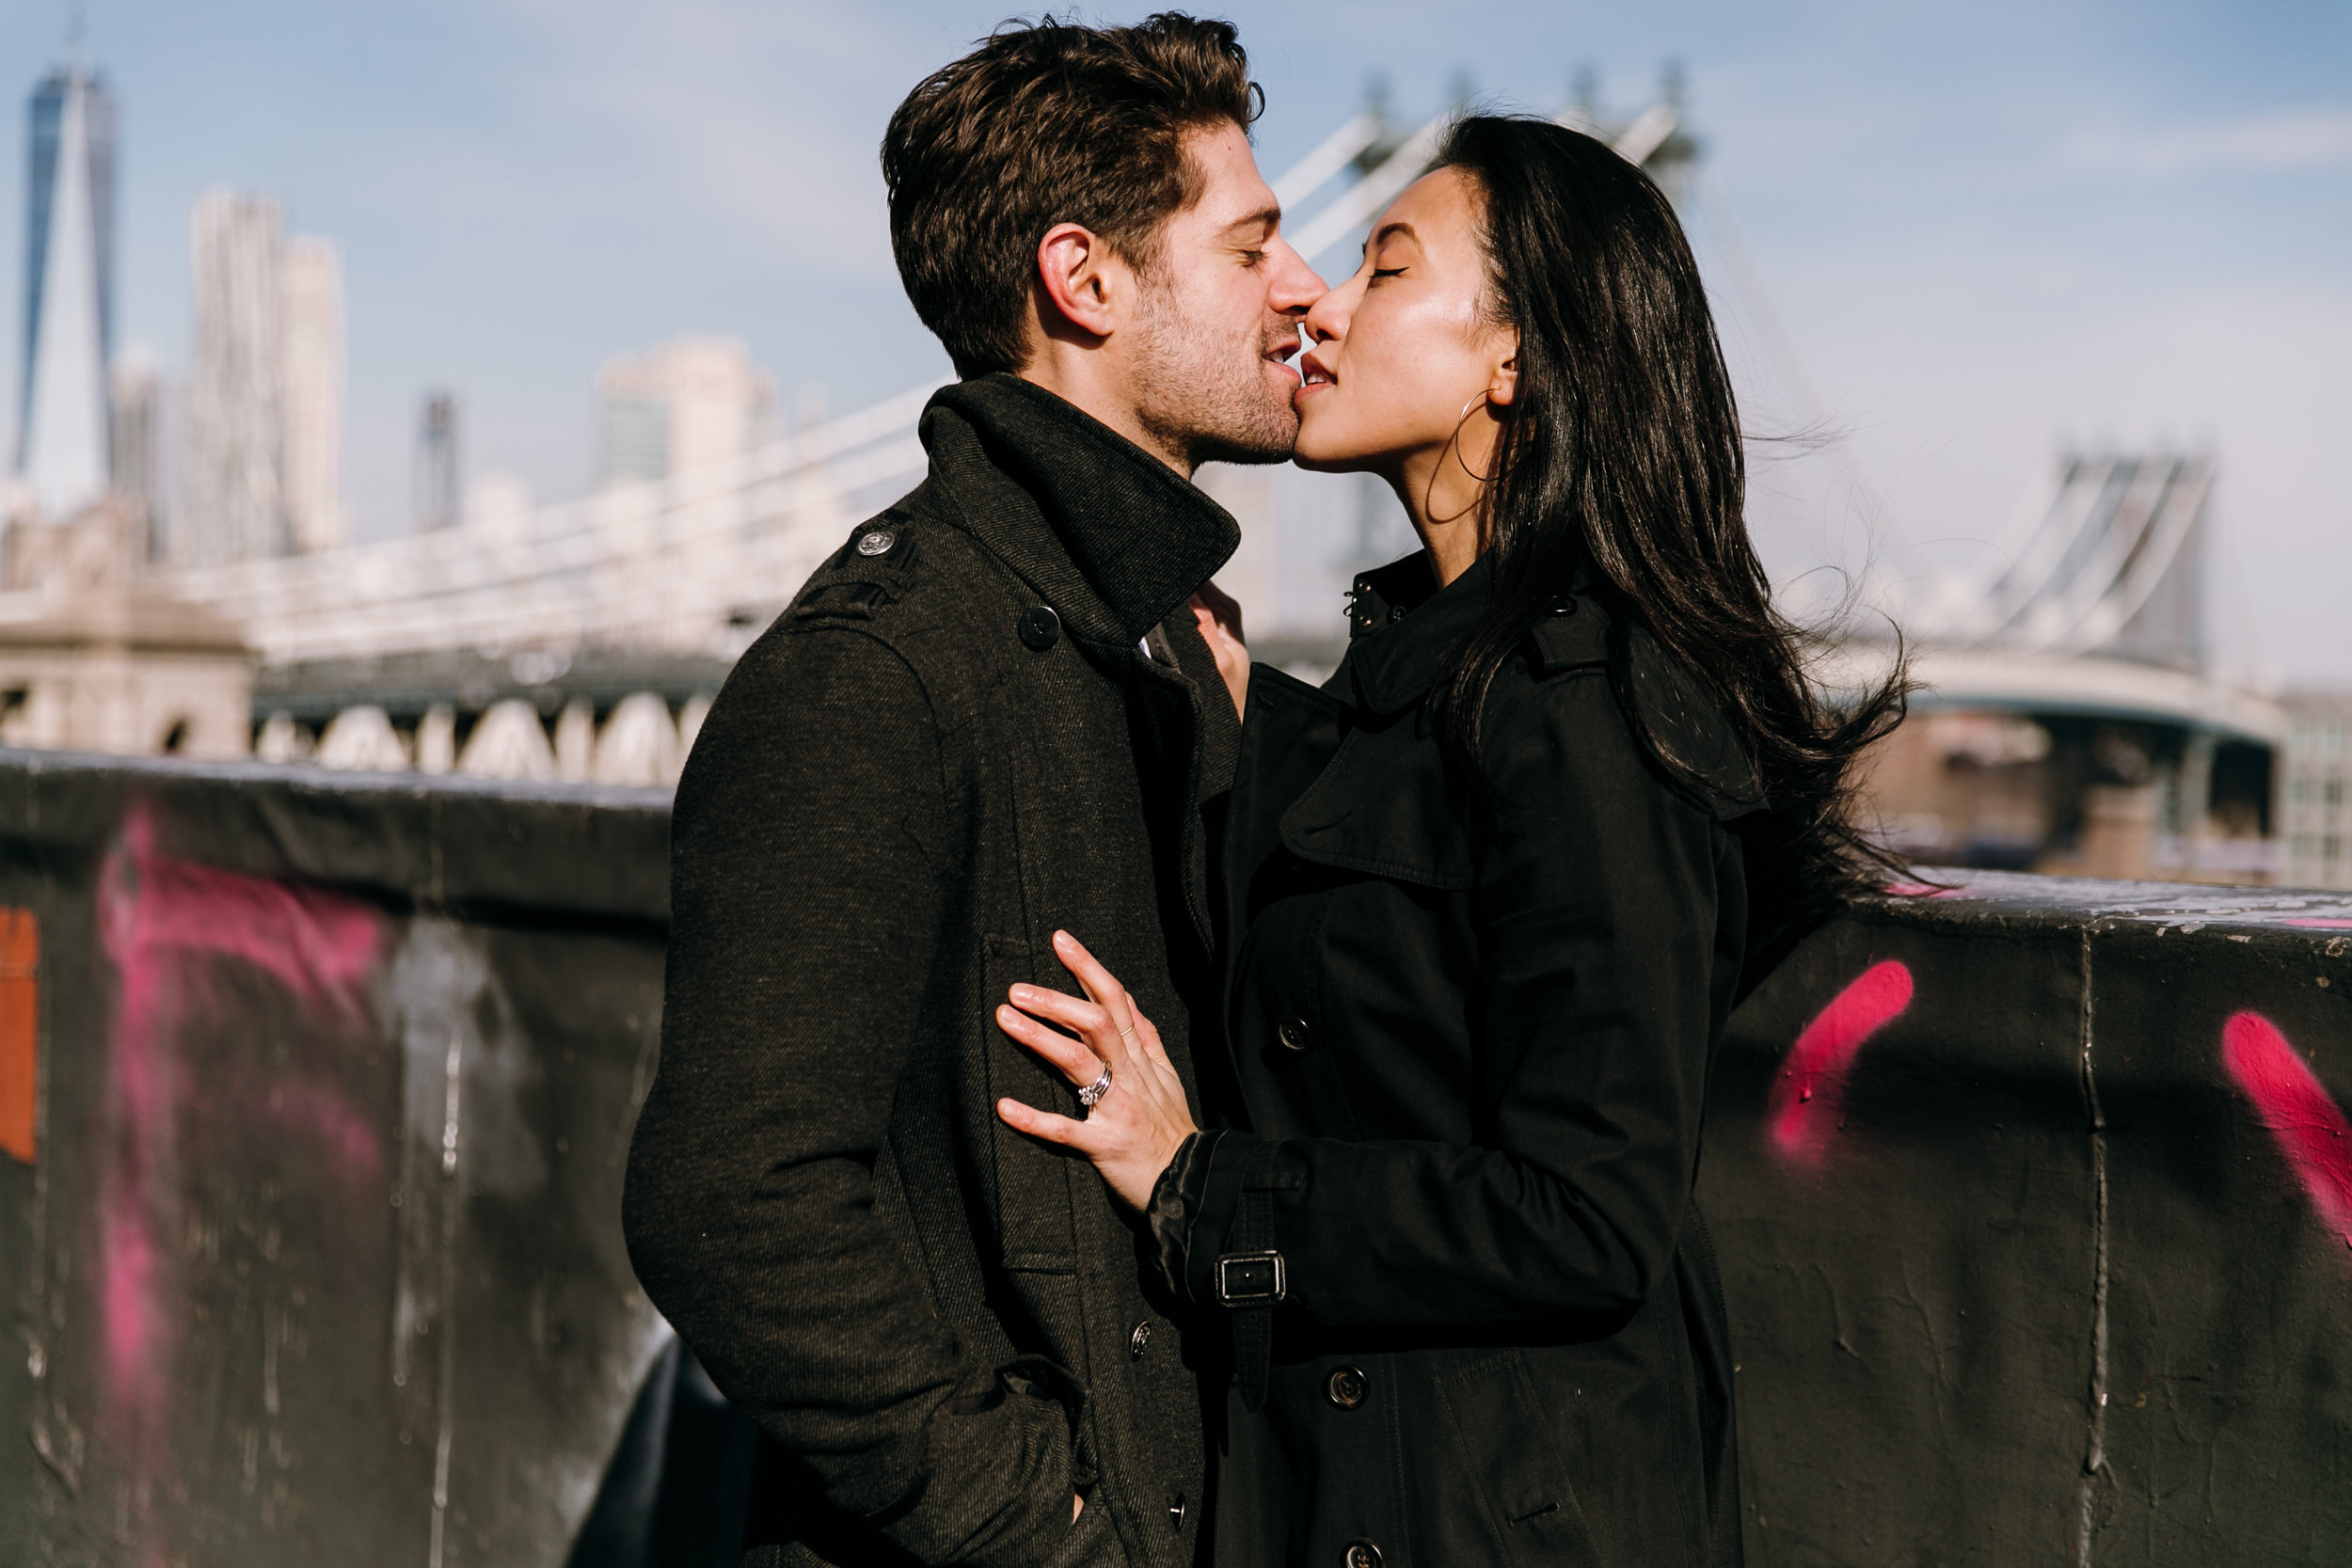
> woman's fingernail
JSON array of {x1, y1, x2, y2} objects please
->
[
  {"x1": 1054, "y1": 929, "x2": 1073, "y2": 947},
  {"x1": 1009, "y1": 984, "x2": 1032, "y2": 1002}
]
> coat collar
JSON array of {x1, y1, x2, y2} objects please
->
[
  {"x1": 921, "y1": 373, "x2": 1239, "y2": 648},
  {"x1": 1341, "y1": 549, "x2": 1498, "y2": 715}
]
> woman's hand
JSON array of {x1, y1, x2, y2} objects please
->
[
  {"x1": 993, "y1": 930, "x2": 1198, "y2": 1212},
  {"x1": 1189, "y1": 582, "x2": 1248, "y2": 723}
]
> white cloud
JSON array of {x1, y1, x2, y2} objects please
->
[{"x1": 2062, "y1": 108, "x2": 2352, "y2": 176}]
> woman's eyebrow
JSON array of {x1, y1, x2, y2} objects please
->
[{"x1": 1370, "y1": 220, "x2": 1419, "y2": 248}]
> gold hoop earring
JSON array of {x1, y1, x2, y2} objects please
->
[
  {"x1": 1424, "y1": 392, "x2": 1498, "y2": 527},
  {"x1": 1453, "y1": 393, "x2": 1496, "y2": 484}
]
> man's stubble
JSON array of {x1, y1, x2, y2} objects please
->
[{"x1": 1130, "y1": 270, "x2": 1299, "y2": 471}]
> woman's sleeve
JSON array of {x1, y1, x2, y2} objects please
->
[{"x1": 1174, "y1": 669, "x2": 1734, "y2": 1334}]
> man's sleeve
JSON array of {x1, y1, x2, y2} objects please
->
[{"x1": 622, "y1": 624, "x2": 1077, "y2": 1567}]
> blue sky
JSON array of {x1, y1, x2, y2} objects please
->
[{"x1": 4, "y1": 0, "x2": 2348, "y2": 676}]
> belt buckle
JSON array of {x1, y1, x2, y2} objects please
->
[{"x1": 1216, "y1": 1250, "x2": 1286, "y2": 1308}]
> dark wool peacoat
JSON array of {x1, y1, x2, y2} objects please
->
[
  {"x1": 1157, "y1": 551, "x2": 1755, "y2": 1568},
  {"x1": 623, "y1": 373, "x2": 1245, "y2": 1568}
]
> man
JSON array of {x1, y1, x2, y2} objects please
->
[{"x1": 623, "y1": 14, "x2": 1319, "y2": 1567}]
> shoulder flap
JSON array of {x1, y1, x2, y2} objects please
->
[
  {"x1": 1525, "y1": 594, "x2": 1610, "y2": 673},
  {"x1": 786, "y1": 511, "x2": 929, "y2": 629},
  {"x1": 1615, "y1": 622, "x2": 1768, "y2": 820}
]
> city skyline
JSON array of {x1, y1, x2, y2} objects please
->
[{"x1": 0, "y1": 1, "x2": 2345, "y2": 674}]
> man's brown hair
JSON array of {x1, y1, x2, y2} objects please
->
[{"x1": 882, "y1": 13, "x2": 1262, "y2": 379}]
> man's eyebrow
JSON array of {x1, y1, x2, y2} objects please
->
[{"x1": 1221, "y1": 204, "x2": 1283, "y2": 237}]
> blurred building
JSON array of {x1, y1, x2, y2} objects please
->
[
  {"x1": 14, "y1": 62, "x2": 118, "y2": 521},
  {"x1": 2278, "y1": 695, "x2": 2352, "y2": 890},
  {"x1": 595, "y1": 337, "x2": 776, "y2": 487},
  {"x1": 414, "y1": 388, "x2": 460, "y2": 531},
  {"x1": 107, "y1": 355, "x2": 163, "y2": 548},
  {"x1": 0, "y1": 495, "x2": 250, "y2": 757},
  {"x1": 279, "y1": 236, "x2": 347, "y2": 551},
  {"x1": 177, "y1": 191, "x2": 346, "y2": 565}
]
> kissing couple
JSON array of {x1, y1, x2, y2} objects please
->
[{"x1": 627, "y1": 13, "x2": 1902, "y2": 1568}]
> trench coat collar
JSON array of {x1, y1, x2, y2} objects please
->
[
  {"x1": 1341, "y1": 549, "x2": 1498, "y2": 715},
  {"x1": 921, "y1": 373, "x2": 1240, "y2": 648}
]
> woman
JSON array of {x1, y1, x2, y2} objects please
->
[{"x1": 994, "y1": 116, "x2": 1906, "y2": 1567}]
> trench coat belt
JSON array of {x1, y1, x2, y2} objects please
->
[{"x1": 1219, "y1": 1141, "x2": 1285, "y2": 1413}]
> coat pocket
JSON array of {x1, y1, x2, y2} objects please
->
[{"x1": 1435, "y1": 1350, "x2": 1600, "y2": 1567}]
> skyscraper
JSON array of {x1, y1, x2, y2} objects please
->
[
  {"x1": 414, "y1": 389, "x2": 459, "y2": 532},
  {"x1": 177, "y1": 195, "x2": 348, "y2": 564},
  {"x1": 15, "y1": 63, "x2": 118, "y2": 520},
  {"x1": 279, "y1": 237, "x2": 345, "y2": 552},
  {"x1": 108, "y1": 353, "x2": 162, "y2": 552},
  {"x1": 180, "y1": 191, "x2": 285, "y2": 564},
  {"x1": 594, "y1": 337, "x2": 777, "y2": 488}
]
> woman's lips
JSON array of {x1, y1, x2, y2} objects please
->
[{"x1": 1295, "y1": 352, "x2": 1337, "y2": 395}]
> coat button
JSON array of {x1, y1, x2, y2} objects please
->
[
  {"x1": 1168, "y1": 1493, "x2": 1187, "y2": 1530},
  {"x1": 1018, "y1": 605, "x2": 1060, "y2": 651},
  {"x1": 855, "y1": 528, "x2": 897, "y2": 557},
  {"x1": 1343, "y1": 1542, "x2": 1383, "y2": 1568},
  {"x1": 1278, "y1": 1017, "x2": 1312, "y2": 1054},
  {"x1": 1129, "y1": 1321, "x2": 1152, "y2": 1358},
  {"x1": 1325, "y1": 1365, "x2": 1367, "y2": 1409}
]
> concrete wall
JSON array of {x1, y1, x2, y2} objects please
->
[{"x1": 0, "y1": 752, "x2": 2346, "y2": 1564}]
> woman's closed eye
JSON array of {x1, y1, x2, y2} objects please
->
[{"x1": 1370, "y1": 266, "x2": 1406, "y2": 281}]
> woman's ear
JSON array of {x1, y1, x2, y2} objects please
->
[{"x1": 1487, "y1": 330, "x2": 1521, "y2": 409}]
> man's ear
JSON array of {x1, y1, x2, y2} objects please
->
[
  {"x1": 1036, "y1": 222, "x2": 1122, "y2": 342},
  {"x1": 1486, "y1": 329, "x2": 1521, "y2": 409}
]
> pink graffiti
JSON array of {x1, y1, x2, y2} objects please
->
[
  {"x1": 1883, "y1": 881, "x2": 1963, "y2": 899},
  {"x1": 2222, "y1": 1011, "x2": 2352, "y2": 1249},
  {"x1": 2283, "y1": 918, "x2": 2352, "y2": 930},
  {"x1": 103, "y1": 811, "x2": 378, "y2": 1012},
  {"x1": 1769, "y1": 959, "x2": 1915, "y2": 1164},
  {"x1": 95, "y1": 804, "x2": 387, "y2": 1474}
]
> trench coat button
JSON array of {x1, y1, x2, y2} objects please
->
[
  {"x1": 1018, "y1": 605, "x2": 1060, "y2": 651},
  {"x1": 1129, "y1": 1321, "x2": 1152, "y2": 1358},
  {"x1": 855, "y1": 528, "x2": 896, "y2": 557},
  {"x1": 1325, "y1": 1365, "x2": 1368, "y2": 1409},
  {"x1": 1343, "y1": 1541, "x2": 1383, "y2": 1568},
  {"x1": 1278, "y1": 1017, "x2": 1312, "y2": 1054},
  {"x1": 1168, "y1": 1492, "x2": 1187, "y2": 1529}
]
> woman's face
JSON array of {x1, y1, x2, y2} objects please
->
[{"x1": 1292, "y1": 167, "x2": 1518, "y2": 475}]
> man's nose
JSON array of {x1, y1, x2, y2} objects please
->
[{"x1": 1268, "y1": 237, "x2": 1326, "y2": 316}]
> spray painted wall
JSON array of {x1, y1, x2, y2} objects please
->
[
  {"x1": 0, "y1": 755, "x2": 2347, "y2": 1563},
  {"x1": 1706, "y1": 875, "x2": 2352, "y2": 1563},
  {"x1": 0, "y1": 754, "x2": 674, "y2": 1566}
]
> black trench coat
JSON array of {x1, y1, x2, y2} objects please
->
[{"x1": 1158, "y1": 551, "x2": 1755, "y2": 1568}]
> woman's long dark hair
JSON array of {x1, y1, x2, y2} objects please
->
[{"x1": 1428, "y1": 115, "x2": 1911, "y2": 942}]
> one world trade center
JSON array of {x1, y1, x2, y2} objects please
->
[{"x1": 15, "y1": 60, "x2": 117, "y2": 521}]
